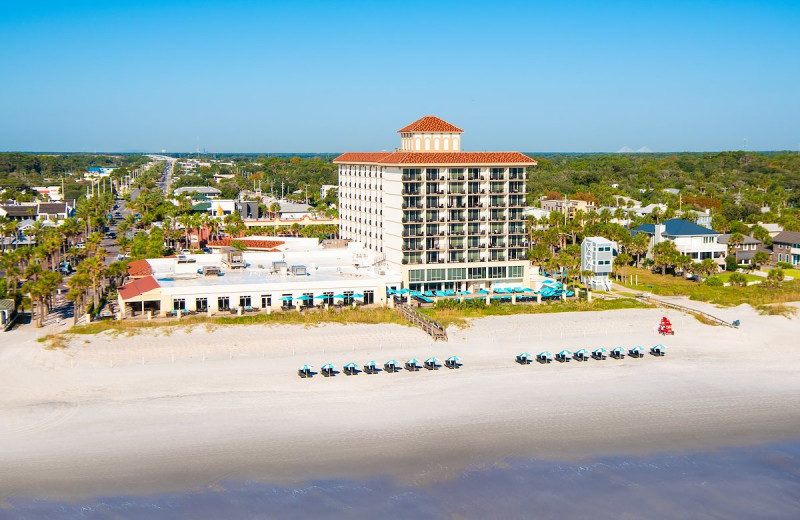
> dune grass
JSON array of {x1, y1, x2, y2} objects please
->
[
  {"x1": 420, "y1": 298, "x2": 650, "y2": 329},
  {"x1": 67, "y1": 307, "x2": 410, "y2": 336},
  {"x1": 616, "y1": 267, "x2": 800, "y2": 307},
  {"x1": 756, "y1": 303, "x2": 798, "y2": 318}
]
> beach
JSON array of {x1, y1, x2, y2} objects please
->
[{"x1": 1, "y1": 302, "x2": 800, "y2": 502}]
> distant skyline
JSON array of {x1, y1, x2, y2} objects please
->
[{"x1": 1, "y1": 0, "x2": 799, "y2": 153}]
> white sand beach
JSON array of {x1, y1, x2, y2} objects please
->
[{"x1": 1, "y1": 302, "x2": 799, "y2": 500}]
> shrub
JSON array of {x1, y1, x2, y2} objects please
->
[
  {"x1": 725, "y1": 255, "x2": 739, "y2": 272},
  {"x1": 777, "y1": 261, "x2": 793, "y2": 269},
  {"x1": 728, "y1": 273, "x2": 748, "y2": 287},
  {"x1": 705, "y1": 276, "x2": 724, "y2": 287}
]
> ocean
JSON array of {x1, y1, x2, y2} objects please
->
[{"x1": 3, "y1": 441, "x2": 799, "y2": 519}]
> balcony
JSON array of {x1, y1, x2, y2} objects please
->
[
  {"x1": 448, "y1": 242, "x2": 465, "y2": 250},
  {"x1": 402, "y1": 173, "x2": 422, "y2": 181},
  {"x1": 469, "y1": 174, "x2": 485, "y2": 181},
  {"x1": 402, "y1": 216, "x2": 423, "y2": 223}
]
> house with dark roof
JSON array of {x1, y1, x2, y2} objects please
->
[
  {"x1": 0, "y1": 201, "x2": 75, "y2": 222},
  {"x1": 633, "y1": 218, "x2": 727, "y2": 264},
  {"x1": 717, "y1": 234, "x2": 765, "y2": 265},
  {"x1": 771, "y1": 231, "x2": 800, "y2": 266}
]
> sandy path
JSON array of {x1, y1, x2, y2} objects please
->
[{"x1": 1, "y1": 303, "x2": 799, "y2": 500}]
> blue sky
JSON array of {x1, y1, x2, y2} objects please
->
[{"x1": 1, "y1": 0, "x2": 798, "y2": 153}]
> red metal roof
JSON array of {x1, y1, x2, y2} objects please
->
[
  {"x1": 397, "y1": 116, "x2": 464, "y2": 133},
  {"x1": 126, "y1": 259, "x2": 152, "y2": 278},
  {"x1": 118, "y1": 276, "x2": 160, "y2": 301},
  {"x1": 334, "y1": 151, "x2": 536, "y2": 165},
  {"x1": 207, "y1": 238, "x2": 284, "y2": 250}
]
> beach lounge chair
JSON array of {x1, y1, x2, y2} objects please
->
[
  {"x1": 445, "y1": 355, "x2": 461, "y2": 369},
  {"x1": 650, "y1": 345, "x2": 667, "y2": 357},
  {"x1": 364, "y1": 361, "x2": 378, "y2": 374},
  {"x1": 610, "y1": 347, "x2": 626, "y2": 359},
  {"x1": 516, "y1": 352, "x2": 532, "y2": 365},
  {"x1": 298, "y1": 364, "x2": 312, "y2": 378},
  {"x1": 591, "y1": 348, "x2": 608, "y2": 360},
  {"x1": 405, "y1": 359, "x2": 419, "y2": 372},
  {"x1": 424, "y1": 357, "x2": 439, "y2": 370},
  {"x1": 384, "y1": 360, "x2": 398, "y2": 373},
  {"x1": 321, "y1": 363, "x2": 335, "y2": 377},
  {"x1": 536, "y1": 351, "x2": 553, "y2": 364},
  {"x1": 343, "y1": 362, "x2": 358, "y2": 375},
  {"x1": 629, "y1": 346, "x2": 645, "y2": 358},
  {"x1": 555, "y1": 350, "x2": 572, "y2": 363},
  {"x1": 574, "y1": 349, "x2": 590, "y2": 362}
]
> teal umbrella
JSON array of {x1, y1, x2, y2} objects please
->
[
  {"x1": 364, "y1": 360, "x2": 376, "y2": 367},
  {"x1": 630, "y1": 346, "x2": 645, "y2": 353},
  {"x1": 557, "y1": 350, "x2": 572, "y2": 357},
  {"x1": 517, "y1": 352, "x2": 533, "y2": 359},
  {"x1": 299, "y1": 364, "x2": 312, "y2": 371},
  {"x1": 575, "y1": 349, "x2": 590, "y2": 356},
  {"x1": 352, "y1": 293, "x2": 364, "y2": 299},
  {"x1": 447, "y1": 355, "x2": 461, "y2": 362},
  {"x1": 593, "y1": 348, "x2": 608, "y2": 354},
  {"x1": 406, "y1": 358, "x2": 419, "y2": 365},
  {"x1": 314, "y1": 294, "x2": 328, "y2": 299},
  {"x1": 296, "y1": 295, "x2": 312, "y2": 301},
  {"x1": 333, "y1": 294, "x2": 345, "y2": 299},
  {"x1": 321, "y1": 363, "x2": 334, "y2": 370},
  {"x1": 385, "y1": 359, "x2": 398, "y2": 365},
  {"x1": 476, "y1": 289, "x2": 490, "y2": 295},
  {"x1": 280, "y1": 296, "x2": 293, "y2": 301},
  {"x1": 538, "y1": 351, "x2": 553, "y2": 358},
  {"x1": 425, "y1": 357, "x2": 439, "y2": 364},
  {"x1": 344, "y1": 362, "x2": 358, "y2": 369}
]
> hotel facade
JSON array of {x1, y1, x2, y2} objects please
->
[{"x1": 334, "y1": 116, "x2": 537, "y2": 292}]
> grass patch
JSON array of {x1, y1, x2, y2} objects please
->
[
  {"x1": 691, "y1": 313, "x2": 720, "y2": 326},
  {"x1": 616, "y1": 267, "x2": 800, "y2": 307},
  {"x1": 756, "y1": 303, "x2": 798, "y2": 318},
  {"x1": 67, "y1": 307, "x2": 410, "y2": 335},
  {"x1": 419, "y1": 298, "x2": 650, "y2": 329},
  {"x1": 713, "y1": 272, "x2": 762, "y2": 284}
]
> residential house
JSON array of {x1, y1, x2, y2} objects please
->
[
  {"x1": 717, "y1": 234, "x2": 764, "y2": 265},
  {"x1": 540, "y1": 198, "x2": 597, "y2": 219},
  {"x1": 771, "y1": 231, "x2": 800, "y2": 266},
  {"x1": 633, "y1": 218, "x2": 727, "y2": 264},
  {"x1": 580, "y1": 237, "x2": 617, "y2": 291}
]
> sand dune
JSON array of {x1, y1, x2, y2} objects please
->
[{"x1": 1, "y1": 303, "x2": 799, "y2": 500}]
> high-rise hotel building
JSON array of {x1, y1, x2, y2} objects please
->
[{"x1": 334, "y1": 116, "x2": 536, "y2": 292}]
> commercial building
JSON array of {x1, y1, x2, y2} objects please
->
[
  {"x1": 334, "y1": 116, "x2": 536, "y2": 292},
  {"x1": 540, "y1": 198, "x2": 597, "y2": 218},
  {"x1": 116, "y1": 240, "x2": 401, "y2": 317}
]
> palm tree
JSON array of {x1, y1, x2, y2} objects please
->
[
  {"x1": 79, "y1": 256, "x2": 107, "y2": 311},
  {"x1": 67, "y1": 273, "x2": 90, "y2": 326}
]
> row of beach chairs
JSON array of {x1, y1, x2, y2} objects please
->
[
  {"x1": 298, "y1": 356, "x2": 462, "y2": 378},
  {"x1": 516, "y1": 345, "x2": 667, "y2": 365}
]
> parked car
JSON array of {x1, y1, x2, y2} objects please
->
[{"x1": 177, "y1": 255, "x2": 196, "y2": 264}]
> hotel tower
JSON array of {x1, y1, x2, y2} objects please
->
[{"x1": 334, "y1": 116, "x2": 536, "y2": 292}]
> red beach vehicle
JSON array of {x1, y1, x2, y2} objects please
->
[{"x1": 658, "y1": 317, "x2": 674, "y2": 335}]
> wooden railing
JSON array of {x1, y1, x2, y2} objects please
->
[
  {"x1": 636, "y1": 295, "x2": 739, "y2": 328},
  {"x1": 396, "y1": 303, "x2": 448, "y2": 341}
]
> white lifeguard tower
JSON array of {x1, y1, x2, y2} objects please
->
[{"x1": 581, "y1": 236, "x2": 616, "y2": 291}]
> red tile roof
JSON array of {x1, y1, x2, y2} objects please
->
[
  {"x1": 207, "y1": 238, "x2": 284, "y2": 251},
  {"x1": 334, "y1": 151, "x2": 536, "y2": 165},
  {"x1": 126, "y1": 259, "x2": 152, "y2": 278},
  {"x1": 118, "y1": 276, "x2": 160, "y2": 301},
  {"x1": 398, "y1": 116, "x2": 464, "y2": 133}
]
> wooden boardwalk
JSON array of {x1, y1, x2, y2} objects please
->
[
  {"x1": 636, "y1": 295, "x2": 739, "y2": 328},
  {"x1": 395, "y1": 303, "x2": 448, "y2": 341}
]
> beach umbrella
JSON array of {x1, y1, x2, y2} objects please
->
[
  {"x1": 575, "y1": 349, "x2": 590, "y2": 356},
  {"x1": 538, "y1": 351, "x2": 553, "y2": 358},
  {"x1": 280, "y1": 296, "x2": 293, "y2": 301},
  {"x1": 398, "y1": 288, "x2": 410, "y2": 294},
  {"x1": 406, "y1": 358, "x2": 419, "y2": 365},
  {"x1": 446, "y1": 355, "x2": 461, "y2": 362},
  {"x1": 425, "y1": 357, "x2": 439, "y2": 364},
  {"x1": 517, "y1": 351, "x2": 533, "y2": 359},
  {"x1": 344, "y1": 362, "x2": 359, "y2": 369},
  {"x1": 321, "y1": 363, "x2": 335, "y2": 370},
  {"x1": 557, "y1": 350, "x2": 572, "y2": 357},
  {"x1": 476, "y1": 289, "x2": 489, "y2": 295},
  {"x1": 364, "y1": 360, "x2": 377, "y2": 367},
  {"x1": 653, "y1": 344, "x2": 666, "y2": 349},
  {"x1": 386, "y1": 289, "x2": 397, "y2": 295},
  {"x1": 333, "y1": 294, "x2": 345, "y2": 299},
  {"x1": 592, "y1": 348, "x2": 608, "y2": 354},
  {"x1": 351, "y1": 293, "x2": 364, "y2": 299},
  {"x1": 314, "y1": 294, "x2": 328, "y2": 299},
  {"x1": 299, "y1": 364, "x2": 313, "y2": 371},
  {"x1": 385, "y1": 359, "x2": 398, "y2": 366},
  {"x1": 611, "y1": 347, "x2": 625, "y2": 353},
  {"x1": 297, "y1": 295, "x2": 312, "y2": 301}
]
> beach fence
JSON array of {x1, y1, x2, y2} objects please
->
[
  {"x1": 395, "y1": 303, "x2": 448, "y2": 341},
  {"x1": 635, "y1": 294, "x2": 739, "y2": 328}
]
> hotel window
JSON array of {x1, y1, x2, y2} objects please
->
[
  {"x1": 173, "y1": 298, "x2": 186, "y2": 311},
  {"x1": 363, "y1": 290, "x2": 374, "y2": 305},
  {"x1": 281, "y1": 294, "x2": 293, "y2": 308},
  {"x1": 217, "y1": 296, "x2": 230, "y2": 311},
  {"x1": 468, "y1": 267, "x2": 486, "y2": 279},
  {"x1": 508, "y1": 265, "x2": 524, "y2": 278},
  {"x1": 303, "y1": 292, "x2": 314, "y2": 308},
  {"x1": 409, "y1": 269, "x2": 425, "y2": 282},
  {"x1": 428, "y1": 268, "x2": 446, "y2": 281},
  {"x1": 448, "y1": 268, "x2": 466, "y2": 280},
  {"x1": 239, "y1": 295, "x2": 252, "y2": 309},
  {"x1": 261, "y1": 295, "x2": 272, "y2": 308},
  {"x1": 489, "y1": 266, "x2": 507, "y2": 279},
  {"x1": 195, "y1": 297, "x2": 208, "y2": 311}
]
